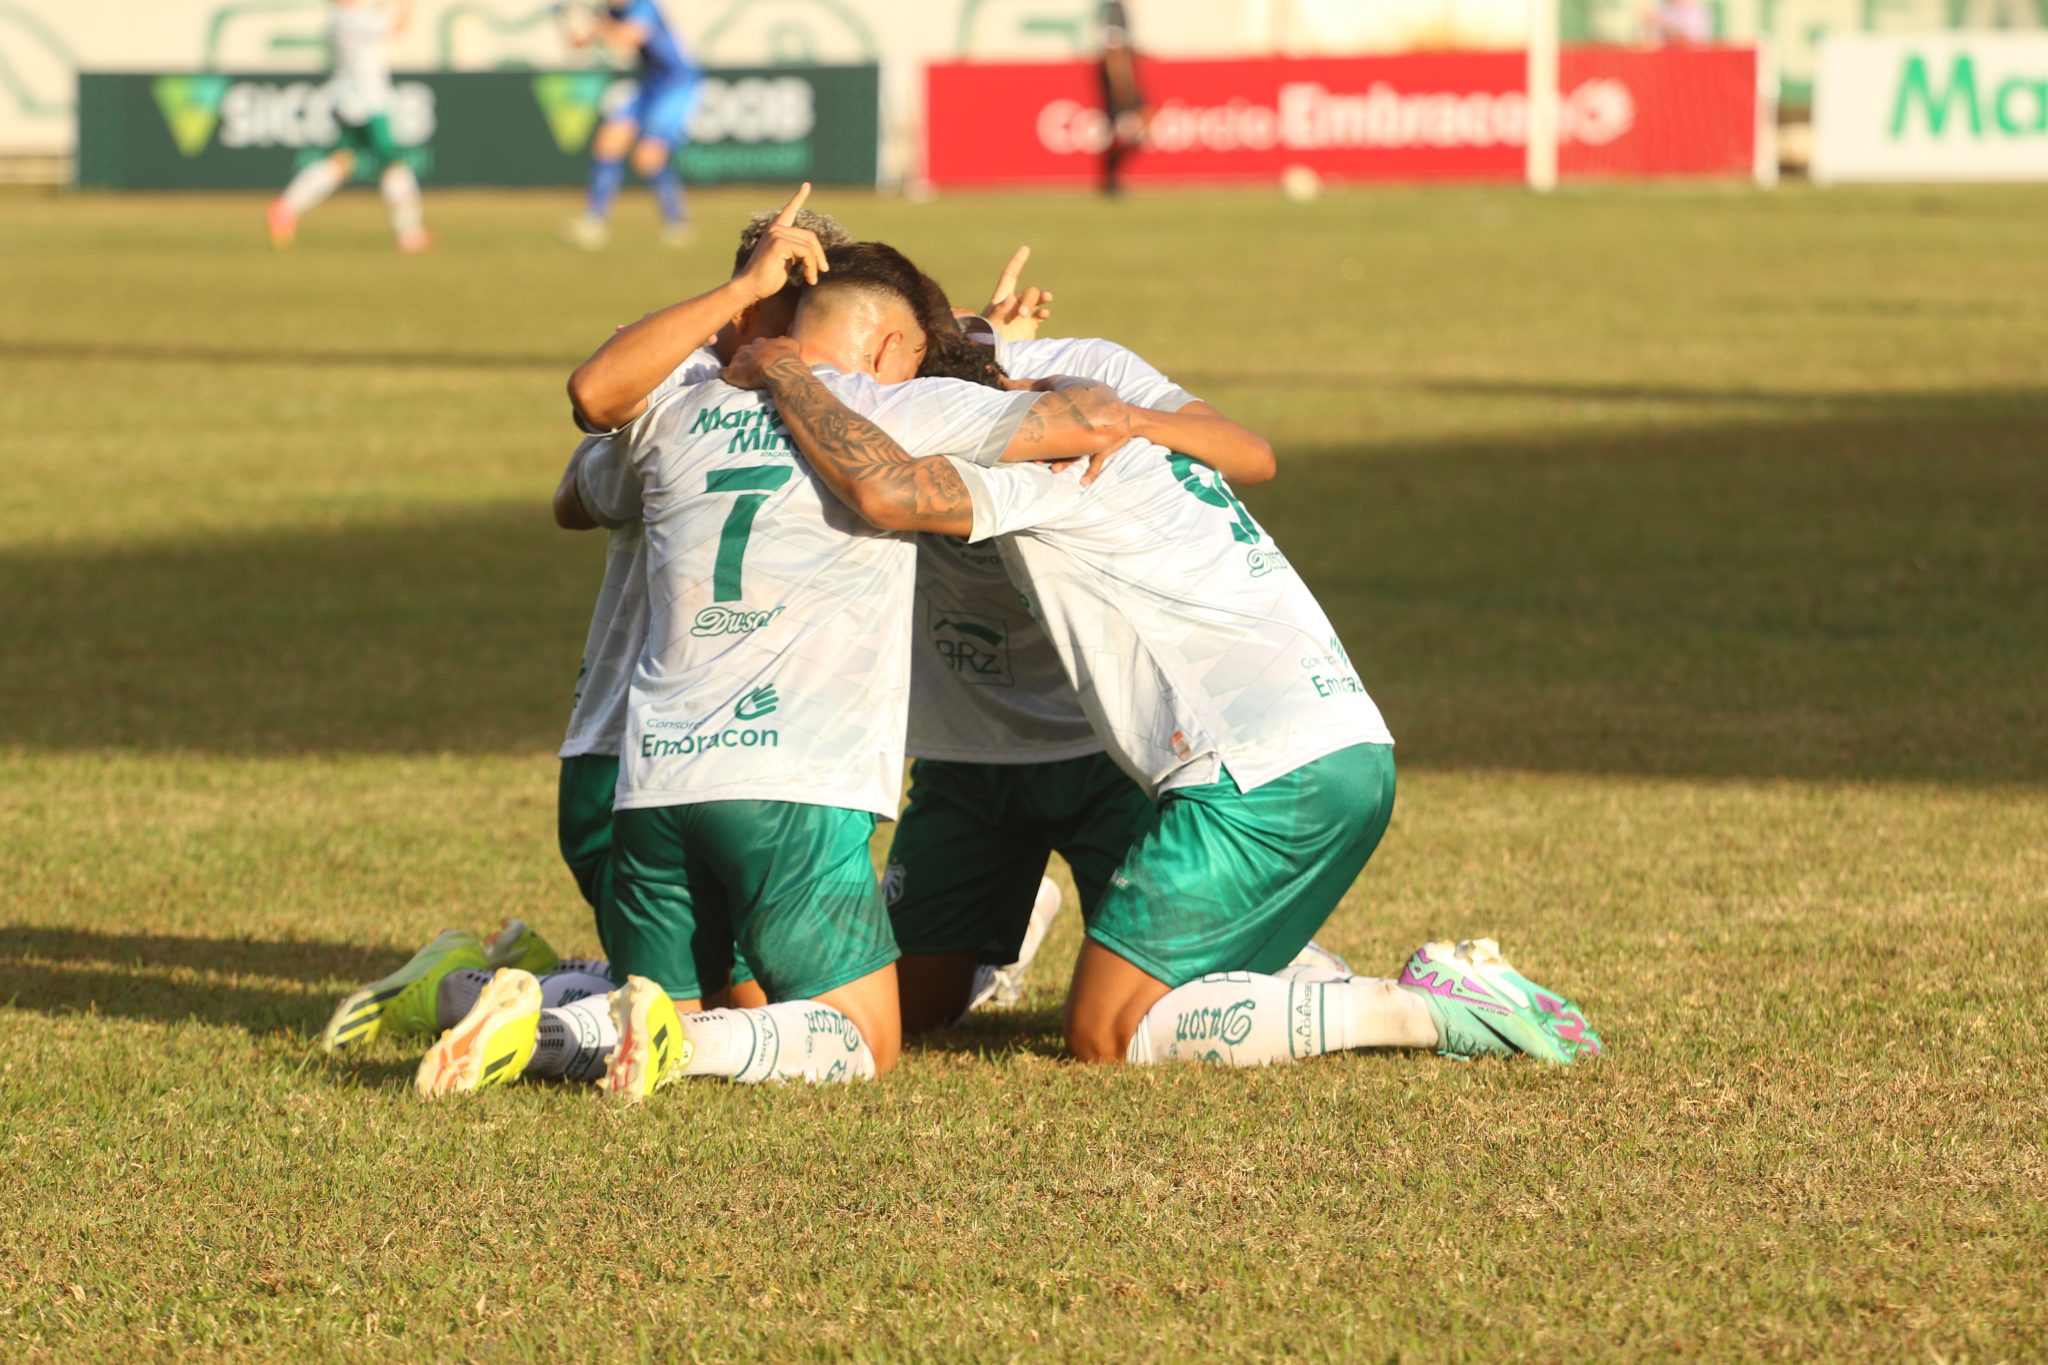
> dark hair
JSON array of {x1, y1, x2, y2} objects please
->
[
  {"x1": 903, "y1": 272, "x2": 1008, "y2": 391},
  {"x1": 808, "y1": 241, "x2": 1009, "y2": 391}
]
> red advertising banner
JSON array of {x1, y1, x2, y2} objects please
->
[{"x1": 925, "y1": 48, "x2": 1760, "y2": 187}]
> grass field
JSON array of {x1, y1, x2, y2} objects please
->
[{"x1": 2, "y1": 182, "x2": 2045, "y2": 1360}]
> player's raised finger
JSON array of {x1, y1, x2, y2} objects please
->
[
  {"x1": 990, "y1": 245, "x2": 1031, "y2": 305},
  {"x1": 772, "y1": 181, "x2": 813, "y2": 227}
]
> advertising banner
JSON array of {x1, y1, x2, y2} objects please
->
[
  {"x1": 925, "y1": 49, "x2": 1763, "y2": 187},
  {"x1": 1812, "y1": 33, "x2": 2048, "y2": 183},
  {"x1": 76, "y1": 65, "x2": 880, "y2": 190}
]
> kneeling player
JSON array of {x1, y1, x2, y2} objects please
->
[
  {"x1": 732, "y1": 336, "x2": 1604, "y2": 1069},
  {"x1": 479, "y1": 244, "x2": 1127, "y2": 1100}
]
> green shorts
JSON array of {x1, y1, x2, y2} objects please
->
[
  {"x1": 557, "y1": 755, "x2": 753, "y2": 986},
  {"x1": 1089, "y1": 743, "x2": 1396, "y2": 988},
  {"x1": 885, "y1": 752, "x2": 1153, "y2": 964},
  {"x1": 332, "y1": 115, "x2": 400, "y2": 167},
  {"x1": 608, "y1": 800, "x2": 898, "y2": 1003}
]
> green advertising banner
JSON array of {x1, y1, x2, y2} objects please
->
[{"x1": 77, "y1": 65, "x2": 880, "y2": 189}]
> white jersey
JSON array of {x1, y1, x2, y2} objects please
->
[
  {"x1": 951, "y1": 442, "x2": 1394, "y2": 799},
  {"x1": 559, "y1": 346, "x2": 723, "y2": 760},
  {"x1": 587, "y1": 367, "x2": 1039, "y2": 817},
  {"x1": 328, "y1": 5, "x2": 395, "y2": 125},
  {"x1": 906, "y1": 337, "x2": 1197, "y2": 765}
]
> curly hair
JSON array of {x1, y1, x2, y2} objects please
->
[{"x1": 731, "y1": 208, "x2": 855, "y2": 288}]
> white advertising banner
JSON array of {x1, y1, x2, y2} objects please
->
[{"x1": 1813, "y1": 32, "x2": 2048, "y2": 182}]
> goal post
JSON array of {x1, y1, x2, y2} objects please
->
[{"x1": 1526, "y1": 0, "x2": 1561, "y2": 191}]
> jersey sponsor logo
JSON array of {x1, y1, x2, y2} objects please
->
[
  {"x1": 734, "y1": 684, "x2": 779, "y2": 721},
  {"x1": 929, "y1": 609, "x2": 1013, "y2": 687},
  {"x1": 1174, "y1": 999, "x2": 1257, "y2": 1048},
  {"x1": 640, "y1": 726, "x2": 779, "y2": 758},
  {"x1": 1246, "y1": 546, "x2": 1291, "y2": 578},
  {"x1": 690, "y1": 604, "x2": 785, "y2": 637},
  {"x1": 1312, "y1": 673, "x2": 1366, "y2": 698},
  {"x1": 691, "y1": 404, "x2": 796, "y2": 455}
]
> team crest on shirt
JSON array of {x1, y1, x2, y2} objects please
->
[
  {"x1": 928, "y1": 606, "x2": 1013, "y2": 687},
  {"x1": 881, "y1": 863, "x2": 906, "y2": 905}
]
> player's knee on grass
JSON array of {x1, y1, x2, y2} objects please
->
[
  {"x1": 817, "y1": 963, "x2": 903, "y2": 1075},
  {"x1": 1062, "y1": 941, "x2": 1172, "y2": 1063}
]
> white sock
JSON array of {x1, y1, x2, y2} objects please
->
[
  {"x1": 379, "y1": 164, "x2": 423, "y2": 238},
  {"x1": 527, "y1": 994, "x2": 615, "y2": 1081},
  {"x1": 538, "y1": 969, "x2": 614, "y2": 1008},
  {"x1": 1125, "y1": 971, "x2": 1439, "y2": 1067},
  {"x1": 676, "y1": 1001, "x2": 876, "y2": 1084},
  {"x1": 1280, "y1": 938, "x2": 1353, "y2": 981},
  {"x1": 282, "y1": 157, "x2": 346, "y2": 214},
  {"x1": 1012, "y1": 876, "x2": 1062, "y2": 973}
]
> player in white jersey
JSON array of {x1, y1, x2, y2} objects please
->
[
  {"x1": 267, "y1": 0, "x2": 429, "y2": 254},
  {"x1": 886, "y1": 263, "x2": 1291, "y2": 1032},
  {"x1": 727, "y1": 337, "x2": 1605, "y2": 1071},
  {"x1": 458, "y1": 242, "x2": 1131, "y2": 1100},
  {"x1": 330, "y1": 194, "x2": 843, "y2": 1088}
]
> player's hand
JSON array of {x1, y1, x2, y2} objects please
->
[
  {"x1": 1079, "y1": 446, "x2": 1119, "y2": 486},
  {"x1": 981, "y1": 246, "x2": 1054, "y2": 341},
  {"x1": 722, "y1": 336, "x2": 801, "y2": 390},
  {"x1": 732, "y1": 182, "x2": 828, "y2": 301}
]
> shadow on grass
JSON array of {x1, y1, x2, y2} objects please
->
[
  {"x1": 907, "y1": 1006, "x2": 1070, "y2": 1064},
  {"x1": 0, "y1": 926, "x2": 403, "y2": 1034},
  {"x1": 2, "y1": 394, "x2": 2043, "y2": 783}
]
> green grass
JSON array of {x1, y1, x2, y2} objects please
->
[{"x1": 2, "y1": 183, "x2": 2045, "y2": 1360}]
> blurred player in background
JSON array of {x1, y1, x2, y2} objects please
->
[
  {"x1": 560, "y1": 0, "x2": 702, "y2": 250},
  {"x1": 267, "y1": 0, "x2": 429, "y2": 254},
  {"x1": 1098, "y1": 1, "x2": 1148, "y2": 196}
]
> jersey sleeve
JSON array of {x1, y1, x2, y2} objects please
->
[
  {"x1": 949, "y1": 459, "x2": 1088, "y2": 543},
  {"x1": 573, "y1": 345, "x2": 722, "y2": 436},
  {"x1": 858, "y1": 376, "x2": 1042, "y2": 467},
  {"x1": 573, "y1": 434, "x2": 639, "y2": 529},
  {"x1": 1066, "y1": 338, "x2": 1200, "y2": 412}
]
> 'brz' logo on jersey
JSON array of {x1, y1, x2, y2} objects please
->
[
  {"x1": 929, "y1": 608, "x2": 1012, "y2": 687},
  {"x1": 734, "y1": 685, "x2": 779, "y2": 721}
]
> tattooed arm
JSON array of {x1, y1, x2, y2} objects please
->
[
  {"x1": 728, "y1": 338, "x2": 1127, "y2": 536},
  {"x1": 998, "y1": 376, "x2": 1131, "y2": 464}
]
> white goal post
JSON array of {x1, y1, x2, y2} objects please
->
[{"x1": 1526, "y1": 0, "x2": 1561, "y2": 191}]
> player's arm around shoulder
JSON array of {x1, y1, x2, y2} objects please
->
[
  {"x1": 1127, "y1": 400, "x2": 1276, "y2": 486},
  {"x1": 995, "y1": 376, "x2": 1132, "y2": 467},
  {"x1": 727, "y1": 339, "x2": 977, "y2": 538}
]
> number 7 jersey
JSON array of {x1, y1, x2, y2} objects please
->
[{"x1": 586, "y1": 368, "x2": 1040, "y2": 819}]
